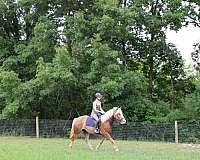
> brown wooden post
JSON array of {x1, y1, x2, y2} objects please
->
[{"x1": 175, "y1": 121, "x2": 178, "y2": 144}]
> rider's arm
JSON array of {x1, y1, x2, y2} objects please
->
[
  {"x1": 92, "y1": 101, "x2": 100, "y2": 113},
  {"x1": 99, "y1": 103, "x2": 105, "y2": 114}
]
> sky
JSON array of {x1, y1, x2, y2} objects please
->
[{"x1": 166, "y1": 24, "x2": 200, "y2": 66}]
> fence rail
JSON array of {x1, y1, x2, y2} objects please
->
[{"x1": 0, "y1": 118, "x2": 200, "y2": 143}]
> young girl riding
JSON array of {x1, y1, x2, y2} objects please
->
[{"x1": 90, "y1": 92, "x2": 105, "y2": 133}]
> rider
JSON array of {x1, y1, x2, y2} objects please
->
[{"x1": 90, "y1": 92, "x2": 105, "y2": 133}]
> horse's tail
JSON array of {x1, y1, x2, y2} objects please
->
[{"x1": 69, "y1": 118, "x2": 77, "y2": 139}]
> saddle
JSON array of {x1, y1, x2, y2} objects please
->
[{"x1": 85, "y1": 117, "x2": 101, "y2": 128}]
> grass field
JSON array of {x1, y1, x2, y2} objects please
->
[{"x1": 0, "y1": 137, "x2": 200, "y2": 160}]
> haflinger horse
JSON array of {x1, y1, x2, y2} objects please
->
[{"x1": 69, "y1": 107, "x2": 126, "y2": 152}]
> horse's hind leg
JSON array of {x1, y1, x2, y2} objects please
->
[
  {"x1": 69, "y1": 119, "x2": 77, "y2": 148},
  {"x1": 69, "y1": 132, "x2": 77, "y2": 148},
  {"x1": 69, "y1": 139, "x2": 74, "y2": 148},
  {"x1": 84, "y1": 133, "x2": 93, "y2": 150}
]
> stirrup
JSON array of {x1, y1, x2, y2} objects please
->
[{"x1": 95, "y1": 128, "x2": 100, "y2": 134}]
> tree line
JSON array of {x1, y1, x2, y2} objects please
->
[{"x1": 0, "y1": 0, "x2": 200, "y2": 122}]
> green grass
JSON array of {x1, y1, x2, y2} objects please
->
[{"x1": 0, "y1": 137, "x2": 200, "y2": 160}]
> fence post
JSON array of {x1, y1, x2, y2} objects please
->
[
  {"x1": 175, "y1": 121, "x2": 178, "y2": 144},
  {"x1": 36, "y1": 116, "x2": 39, "y2": 138}
]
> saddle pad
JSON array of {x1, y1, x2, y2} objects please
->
[{"x1": 85, "y1": 117, "x2": 96, "y2": 128}]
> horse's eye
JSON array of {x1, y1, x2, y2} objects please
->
[{"x1": 117, "y1": 113, "x2": 121, "y2": 118}]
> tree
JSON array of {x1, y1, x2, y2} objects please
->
[
  {"x1": 184, "y1": 75, "x2": 200, "y2": 122},
  {"x1": 0, "y1": 0, "x2": 197, "y2": 122},
  {"x1": 0, "y1": 69, "x2": 21, "y2": 118}
]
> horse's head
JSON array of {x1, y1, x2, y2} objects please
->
[{"x1": 113, "y1": 107, "x2": 126, "y2": 125}]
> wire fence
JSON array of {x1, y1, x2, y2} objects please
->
[
  {"x1": 111, "y1": 123, "x2": 175, "y2": 142},
  {"x1": 0, "y1": 119, "x2": 200, "y2": 143},
  {"x1": 0, "y1": 119, "x2": 35, "y2": 136}
]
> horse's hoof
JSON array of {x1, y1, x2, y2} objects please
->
[
  {"x1": 69, "y1": 144, "x2": 72, "y2": 148},
  {"x1": 115, "y1": 148, "x2": 119, "y2": 152}
]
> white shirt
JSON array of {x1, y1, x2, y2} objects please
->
[{"x1": 92, "y1": 99, "x2": 105, "y2": 114}]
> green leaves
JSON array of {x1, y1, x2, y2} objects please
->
[
  {"x1": 0, "y1": 69, "x2": 21, "y2": 118},
  {"x1": 86, "y1": 43, "x2": 123, "y2": 99},
  {"x1": 183, "y1": 76, "x2": 200, "y2": 122},
  {"x1": 0, "y1": 69, "x2": 21, "y2": 98},
  {"x1": 0, "y1": 0, "x2": 199, "y2": 122}
]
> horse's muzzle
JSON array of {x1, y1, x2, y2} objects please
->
[{"x1": 120, "y1": 119, "x2": 126, "y2": 125}]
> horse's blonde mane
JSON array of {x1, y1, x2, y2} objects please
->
[{"x1": 101, "y1": 108, "x2": 115, "y2": 123}]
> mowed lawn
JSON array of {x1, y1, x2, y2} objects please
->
[{"x1": 0, "y1": 137, "x2": 200, "y2": 160}]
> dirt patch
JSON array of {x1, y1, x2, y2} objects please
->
[{"x1": 182, "y1": 143, "x2": 200, "y2": 150}]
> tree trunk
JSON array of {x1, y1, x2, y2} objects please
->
[
  {"x1": 147, "y1": 0, "x2": 159, "y2": 101},
  {"x1": 148, "y1": 55, "x2": 154, "y2": 100}
]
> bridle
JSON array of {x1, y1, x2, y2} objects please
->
[{"x1": 113, "y1": 107, "x2": 124, "y2": 123}]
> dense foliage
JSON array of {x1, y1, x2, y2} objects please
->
[{"x1": 0, "y1": 0, "x2": 199, "y2": 122}]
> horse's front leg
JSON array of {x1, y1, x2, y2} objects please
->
[
  {"x1": 96, "y1": 136, "x2": 105, "y2": 150},
  {"x1": 85, "y1": 133, "x2": 94, "y2": 150},
  {"x1": 103, "y1": 133, "x2": 119, "y2": 152}
]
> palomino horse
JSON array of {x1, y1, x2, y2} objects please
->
[{"x1": 69, "y1": 107, "x2": 126, "y2": 151}]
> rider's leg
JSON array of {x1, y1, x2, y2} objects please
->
[
  {"x1": 94, "y1": 119, "x2": 100, "y2": 133},
  {"x1": 95, "y1": 118, "x2": 100, "y2": 133},
  {"x1": 92, "y1": 114, "x2": 100, "y2": 133}
]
